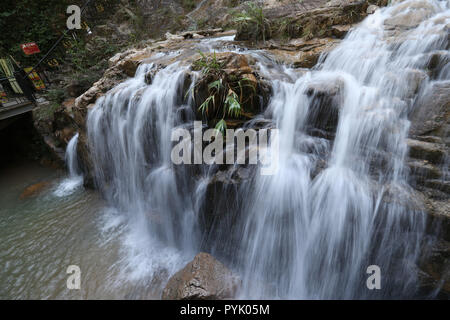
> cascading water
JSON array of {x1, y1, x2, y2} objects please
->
[
  {"x1": 87, "y1": 62, "x2": 200, "y2": 280},
  {"x1": 84, "y1": 0, "x2": 449, "y2": 299},
  {"x1": 66, "y1": 133, "x2": 81, "y2": 178},
  {"x1": 54, "y1": 133, "x2": 84, "y2": 196},
  {"x1": 236, "y1": 0, "x2": 449, "y2": 299}
]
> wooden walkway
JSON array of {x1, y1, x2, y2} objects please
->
[{"x1": 0, "y1": 95, "x2": 48, "y2": 121}]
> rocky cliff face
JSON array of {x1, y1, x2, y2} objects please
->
[{"x1": 38, "y1": 0, "x2": 449, "y2": 298}]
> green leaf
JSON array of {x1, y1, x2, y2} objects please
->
[
  {"x1": 214, "y1": 119, "x2": 227, "y2": 136},
  {"x1": 198, "y1": 95, "x2": 214, "y2": 115},
  {"x1": 208, "y1": 79, "x2": 223, "y2": 92},
  {"x1": 225, "y1": 90, "x2": 241, "y2": 118}
]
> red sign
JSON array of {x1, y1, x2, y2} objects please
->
[{"x1": 21, "y1": 42, "x2": 41, "y2": 55}]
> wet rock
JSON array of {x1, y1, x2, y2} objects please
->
[
  {"x1": 407, "y1": 139, "x2": 446, "y2": 165},
  {"x1": 382, "y1": 68, "x2": 427, "y2": 99},
  {"x1": 331, "y1": 24, "x2": 353, "y2": 38},
  {"x1": 144, "y1": 65, "x2": 162, "y2": 85},
  {"x1": 305, "y1": 77, "x2": 344, "y2": 133},
  {"x1": 424, "y1": 197, "x2": 450, "y2": 242},
  {"x1": 162, "y1": 252, "x2": 241, "y2": 300},
  {"x1": 179, "y1": 28, "x2": 224, "y2": 39},
  {"x1": 427, "y1": 51, "x2": 450, "y2": 79},
  {"x1": 118, "y1": 59, "x2": 140, "y2": 77},
  {"x1": 367, "y1": 5, "x2": 379, "y2": 14},
  {"x1": 409, "y1": 81, "x2": 450, "y2": 136},
  {"x1": 76, "y1": 132, "x2": 95, "y2": 188},
  {"x1": 424, "y1": 180, "x2": 450, "y2": 195},
  {"x1": 384, "y1": 0, "x2": 438, "y2": 30},
  {"x1": 408, "y1": 160, "x2": 442, "y2": 181},
  {"x1": 199, "y1": 166, "x2": 256, "y2": 257},
  {"x1": 418, "y1": 239, "x2": 450, "y2": 296},
  {"x1": 267, "y1": 38, "x2": 340, "y2": 69}
]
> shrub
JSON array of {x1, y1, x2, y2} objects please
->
[{"x1": 233, "y1": 1, "x2": 270, "y2": 43}]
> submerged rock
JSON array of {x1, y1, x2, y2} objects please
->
[
  {"x1": 20, "y1": 181, "x2": 51, "y2": 199},
  {"x1": 162, "y1": 252, "x2": 241, "y2": 300}
]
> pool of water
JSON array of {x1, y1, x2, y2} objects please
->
[{"x1": 0, "y1": 162, "x2": 186, "y2": 299}]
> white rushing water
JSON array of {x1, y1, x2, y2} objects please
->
[
  {"x1": 236, "y1": 0, "x2": 449, "y2": 299},
  {"x1": 85, "y1": 0, "x2": 449, "y2": 298},
  {"x1": 54, "y1": 133, "x2": 84, "y2": 197},
  {"x1": 87, "y1": 62, "x2": 199, "y2": 281}
]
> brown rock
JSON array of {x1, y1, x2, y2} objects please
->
[
  {"x1": 162, "y1": 252, "x2": 241, "y2": 300},
  {"x1": 119, "y1": 59, "x2": 140, "y2": 77},
  {"x1": 20, "y1": 181, "x2": 51, "y2": 199},
  {"x1": 268, "y1": 38, "x2": 339, "y2": 69}
]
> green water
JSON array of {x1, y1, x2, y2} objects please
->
[{"x1": 0, "y1": 162, "x2": 165, "y2": 299}]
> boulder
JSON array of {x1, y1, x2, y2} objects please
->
[
  {"x1": 409, "y1": 81, "x2": 450, "y2": 136},
  {"x1": 118, "y1": 59, "x2": 140, "y2": 77},
  {"x1": 162, "y1": 252, "x2": 241, "y2": 300}
]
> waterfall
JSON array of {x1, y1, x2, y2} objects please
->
[
  {"x1": 54, "y1": 133, "x2": 84, "y2": 197},
  {"x1": 87, "y1": 62, "x2": 200, "y2": 279},
  {"x1": 236, "y1": 0, "x2": 449, "y2": 299},
  {"x1": 66, "y1": 133, "x2": 81, "y2": 178},
  {"x1": 85, "y1": 0, "x2": 449, "y2": 298}
]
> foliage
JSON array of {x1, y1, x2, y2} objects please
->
[
  {"x1": 182, "y1": 0, "x2": 198, "y2": 12},
  {"x1": 233, "y1": 1, "x2": 270, "y2": 42},
  {"x1": 0, "y1": 0, "x2": 81, "y2": 65},
  {"x1": 193, "y1": 51, "x2": 224, "y2": 75},
  {"x1": 65, "y1": 37, "x2": 118, "y2": 75},
  {"x1": 44, "y1": 88, "x2": 66, "y2": 104},
  {"x1": 192, "y1": 51, "x2": 256, "y2": 135}
]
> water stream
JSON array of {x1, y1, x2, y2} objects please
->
[{"x1": 1, "y1": 0, "x2": 448, "y2": 299}]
